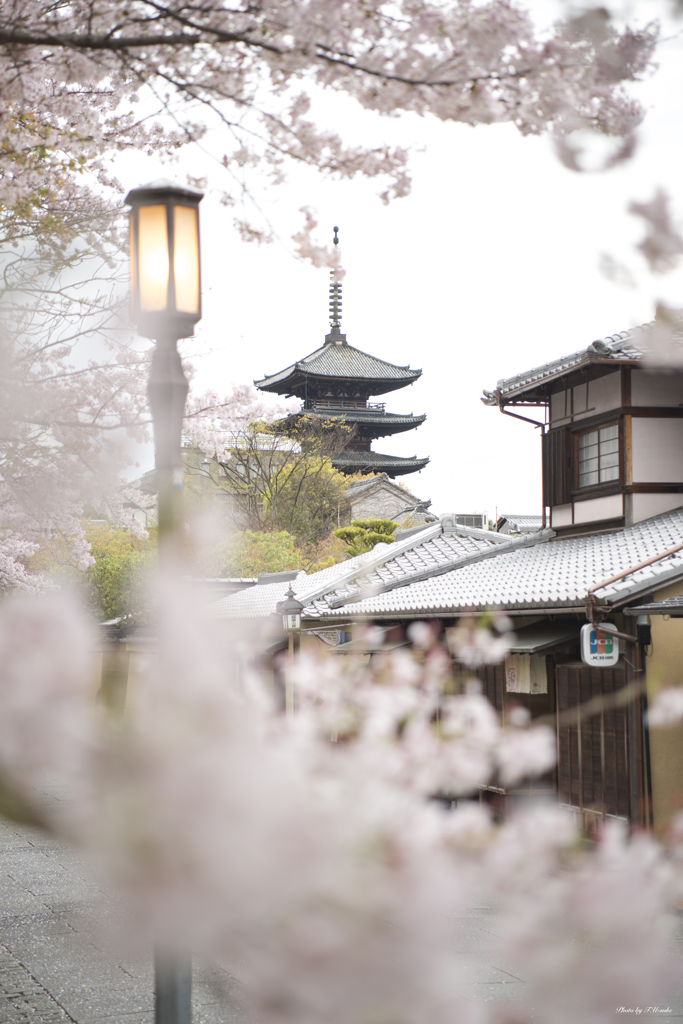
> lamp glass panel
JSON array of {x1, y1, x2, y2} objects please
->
[
  {"x1": 138, "y1": 205, "x2": 169, "y2": 312},
  {"x1": 129, "y1": 216, "x2": 137, "y2": 298},
  {"x1": 173, "y1": 205, "x2": 200, "y2": 314}
]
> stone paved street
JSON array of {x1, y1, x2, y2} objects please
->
[
  {"x1": 2, "y1": 809, "x2": 683, "y2": 1023},
  {"x1": 0, "y1": 816, "x2": 245, "y2": 1024},
  {"x1": 0, "y1": 945, "x2": 71, "y2": 1023}
]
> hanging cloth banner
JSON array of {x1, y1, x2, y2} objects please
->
[{"x1": 505, "y1": 653, "x2": 548, "y2": 694}]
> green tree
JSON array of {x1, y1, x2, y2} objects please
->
[
  {"x1": 85, "y1": 521, "x2": 156, "y2": 560},
  {"x1": 333, "y1": 519, "x2": 398, "y2": 558},
  {"x1": 187, "y1": 417, "x2": 354, "y2": 549},
  {"x1": 200, "y1": 530, "x2": 301, "y2": 578},
  {"x1": 28, "y1": 520, "x2": 157, "y2": 623},
  {"x1": 87, "y1": 550, "x2": 155, "y2": 623}
]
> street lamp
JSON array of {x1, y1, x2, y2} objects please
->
[
  {"x1": 127, "y1": 178, "x2": 202, "y2": 341},
  {"x1": 126, "y1": 179, "x2": 203, "y2": 1024},
  {"x1": 126, "y1": 179, "x2": 203, "y2": 550},
  {"x1": 280, "y1": 586, "x2": 303, "y2": 715}
]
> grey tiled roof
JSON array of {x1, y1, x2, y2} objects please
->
[
  {"x1": 629, "y1": 595, "x2": 683, "y2": 615},
  {"x1": 207, "y1": 570, "x2": 309, "y2": 620},
  {"x1": 210, "y1": 518, "x2": 514, "y2": 620},
  {"x1": 481, "y1": 318, "x2": 683, "y2": 406},
  {"x1": 499, "y1": 514, "x2": 543, "y2": 527},
  {"x1": 333, "y1": 451, "x2": 429, "y2": 470},
  {"x1": 255, "y1": 340, "x2": 421, "y2": 390},
  {"x1": 208, "y1": 550, "x2": 378, "y2": 620},
  {"x1": 210, "y1": 508, "x2": 683, "y2": 624},
  {"x1": 497, "y1": 514, "x2": 544, "y2": 535},
  {"x1": 307, "y1": 528, "x2": 513, "y2": 614},
  {"x1": 310, "y1": 508, "x2": 683, "y2": 619}
]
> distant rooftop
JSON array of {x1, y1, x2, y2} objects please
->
[
  {"x1": 497, "y1": 514, "x2": 543, "y2": 536},
  {"x1": 209, "y1": 506, "x2": 683, "y2": 624}
]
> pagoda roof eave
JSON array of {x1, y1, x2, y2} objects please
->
[
  {"x1": 255, "y1": 341, "x2": 422, "y2": 396},
  {"x1": 256, "y1": 370, "x2": 421, "y2": 397},
  {"x1": 300, "y1": 409, "x2": 426, "y2": 437},
  {"x1": 332, "y1": 451, "x2": 429, "y2": 478}
]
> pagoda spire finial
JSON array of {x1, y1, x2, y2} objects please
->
[{"x1": 328, "y1": 225, "x2": 344, "y2": 341}]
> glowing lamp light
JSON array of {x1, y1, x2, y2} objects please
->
[{"x1": 125, "y1": 179, "x2": 203, "y2": 340}]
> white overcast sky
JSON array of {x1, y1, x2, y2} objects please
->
[{"x1": 116, "y1": 0, "x2": 683, "y2": 522}]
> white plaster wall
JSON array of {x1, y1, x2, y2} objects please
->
[
  {"x1": 631, "y1": 372, "x2": 683, "y2": 408},
  {"x1": 630, "y1": 492, "x2": 683, "y2": 524},
  {"x1": 573, "y1": 493, "x2": 623, "y2": 524},
  {"x1": 631, "y1": 419, "x2": 683, "y2": 482},
  {"x1": 551, "y1": 504, "x2": 573, "y2": 527},
  {"x1": 573, "y1": 371, "x2": 621, "y2": 422}
]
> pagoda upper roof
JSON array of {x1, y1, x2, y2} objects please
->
[{"x1": 255, "y1": 330, "x2": 422, "y2": 397}]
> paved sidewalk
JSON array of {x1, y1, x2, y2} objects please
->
[
  {"x1": 2, "y1": 810, "x2": 683, "y2": 1023},
  {"x1": 0, "y1": 817, "x2": 244, "y2": 1023}
]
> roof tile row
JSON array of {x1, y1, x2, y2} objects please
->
[{"x1": 210, "y1": 507, "x2": 683, "y2": 623}]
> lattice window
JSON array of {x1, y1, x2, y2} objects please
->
[{"x1": 578, "y1": 423, "x2": 619, "y2": 488}]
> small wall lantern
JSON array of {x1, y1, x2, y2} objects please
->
[
  {"x1": 125, "y1": 179, "x2": 203, "y2": 340},
  {"x1": 281, "y1": 586, "x2": 303, "y2": 633}
]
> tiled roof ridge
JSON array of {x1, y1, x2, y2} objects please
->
[
  {"x1": 439, "y1": 519, "x2": 513, "y2": 544},
  {"x1": 322, "y1": 526, "x2": 557, "y2": 610},
  {"x1": 295, "y1": 521, "x2": 444, "y2": 607}
]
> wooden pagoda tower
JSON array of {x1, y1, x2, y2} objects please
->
[{"x1": 254, "y1": 231, "x2": 428, "y2": 478}]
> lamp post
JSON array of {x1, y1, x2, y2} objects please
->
[
  {"x1": 126, "y1": 178, "x2": 203, "y2": 557},
  {"x1": 126, "y1": 178, "x2": 203, "y2": 1024},
  {"x1": 280, "y1": 586, "x2": 303, "y2": 715}
]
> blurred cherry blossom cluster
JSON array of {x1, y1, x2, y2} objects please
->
[
  {"x1": 648, "y1": 685, "x2": 683, "y2": 726},
  {"x1": 0, "y1": 591, "x2": 680, "y2": 1022},
  {"x1": 0, "y1": 1, "x2": 659, "y2": 250}
]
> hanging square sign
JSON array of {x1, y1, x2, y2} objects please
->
[{"x1": 580, "y1": 623, "x2": 619, "y2": 667}]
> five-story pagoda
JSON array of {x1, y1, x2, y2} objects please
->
[{"x1": 254, "y1": 230, "x2": 428, "y2": 478}]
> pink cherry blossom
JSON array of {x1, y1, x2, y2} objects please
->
[{"x1": 648, "y1": 685, "x2": 683, "y2": 726}]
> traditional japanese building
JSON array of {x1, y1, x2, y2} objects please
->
[
  {"x1": 254, "y1": 233, "x2": 428, "y2": 478},
  {"x1": 221, "y1": 314, "x2": 683, "y2": 836}
]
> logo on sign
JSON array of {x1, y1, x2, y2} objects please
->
[{"x1": 589, "y1": 629, "x2": 614, "y2": 656}]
